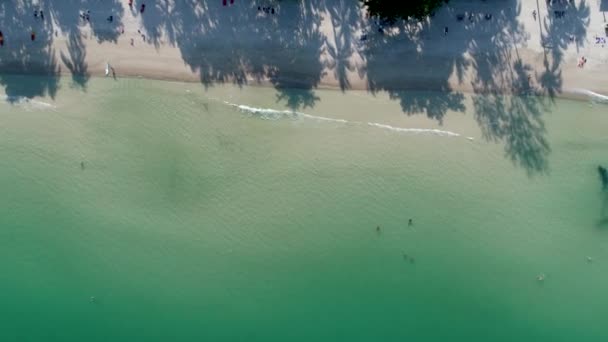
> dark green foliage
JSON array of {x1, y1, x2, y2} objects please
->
[{"x1": 362, "y1": 0, "x2": 447, "y2": 21}]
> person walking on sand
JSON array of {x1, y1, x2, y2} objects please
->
[
  {"x1": 31, "y1": 31, "x2": 36, "y2": 41},
  {"x1": 444, "y1": 26, "x2": 448, "y2": 36},
  {"x1": 532, "y1": 10, "x2": 536, "y2": 20}
]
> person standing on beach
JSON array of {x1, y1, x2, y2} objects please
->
[{"x1": 444, "y1": 26, "x2": 448, "y2": 35}]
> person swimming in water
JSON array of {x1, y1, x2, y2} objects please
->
[
  {"x1": 376, "y1": 225, "x2": 381, "y2": 234},
  {"x1": 408, "y1": 219, "x2": 413, "y2": 226},
  {"x1": 80, "y1": 161, "x2": 85, "y2": 170}
]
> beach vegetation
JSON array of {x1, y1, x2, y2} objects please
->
[{"x1": 361, "y1": 0, "x2": 447, "y2": 21}]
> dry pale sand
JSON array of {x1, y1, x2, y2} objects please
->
[{"x1": 0, "y1": 0, "x2": 607, "y2": 99}]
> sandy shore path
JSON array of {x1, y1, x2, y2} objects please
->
[{"x1": 0, "y1": 0, "x2": 607, "y2": 103}]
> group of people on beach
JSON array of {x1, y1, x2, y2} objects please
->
[
  {"x1": 546, "y1": 0, "x2": 574, "y2": 5},
  {"x1": 258, "y1": 6, "x2": 276, "y2": 14},
  {"x1": 0, "y1": 12, "x2": 34, "y2": 44},
  {"x1": 33, "y1": 9, "x2": 45, "y2": 21},
  {"x1": 80, "y1": 10, "x2": 91, "y2": 22},
  {"x1": 128, "y1": 0, "x2": 146, "y2": 13},
  {"x1": 28, "y1": 9, "x2": 46, "y2": 41}
]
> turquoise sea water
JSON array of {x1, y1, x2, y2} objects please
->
[{"x1": 1, "y1": 76, "x2": 608, "y2": 341}]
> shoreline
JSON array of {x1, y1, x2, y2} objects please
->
[
  {"x1": 0, "y1": 68, "x2": 601, "y2": 105},
  {"x1": 0, "y1": 0, "x2": 606, "y2": 107}
]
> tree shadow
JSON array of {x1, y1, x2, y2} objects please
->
[
  {"x1": 361, "y1": 6, "x2": 469, "y2": 123},
  {"x1": 0, "y1": 0, "x2": 59, "y2": 101},
  {"x1": 468, "y1": 1, "x2": 553, "y2": 174},
  {"x1": 468, "y1": 2, "x2": 530, "y2": 93},
  {"x1": 539, "y1": 0, "x2": 590, "y2": 98},
  {"x1": 323, "y1": 0, "x2": 363, "y2": 91},
  {"x1": 47, "y1": 0, "x2": 125, "y2": 43},
  {"x1": 0, "y1": 0, "x2": 125, "y2": 97},
  {"x1": 60, "y1": 32, "x2": 89, "y2": 89},
  {"x1": 472, "y1": 54, "x2": 551, "y2": 176},
  {"x1": 359, "y1": 0, "x2": 582, "y2": 174},
  {"x1": 472, "y1": 92, "x2": 551, "y2": 175},
  {"x1": 140, "y1": 0, "x2": 179, "y2": 49},
  {"x1": 169, "y1": 0, "x2": 251, "y2": 87},
  {"x1": 268, "y1": 0, "x2": 325, "y2": 109},
  {"x1": 137, "y1": 0, "x2": 326, "y2": 110}
]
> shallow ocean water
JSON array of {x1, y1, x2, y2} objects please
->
[{"x1": 1, "y1": 76, "x2": 608, "y2": 341}]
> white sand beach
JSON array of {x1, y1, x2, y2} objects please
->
[{"x1": 0, "y1": 0, "x2": 607, "y2": 99}]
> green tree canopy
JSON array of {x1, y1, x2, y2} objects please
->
[{"x1": 362, "y1": 0, "x2": 447, "y2": 22}]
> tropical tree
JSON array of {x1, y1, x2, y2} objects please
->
[{"x1": 361, "y1": 0, "x2": 447, "y2": 22}]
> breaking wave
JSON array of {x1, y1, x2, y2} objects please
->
[
  {"x1": 366, "y1": 122, "x2": 461, "y2": 137},
  {"x1": 569, "y1": 88, "x2": 608, "y2": 103},
  {"x1": 2, "y1": 95, "x2": 56, "y2": 109},
  {"x1": 224, "y1": 101, "x2": 468, "y2": 139},
  {"x1": 224, "y1": 102, "x2": 348, "y2": 123}
]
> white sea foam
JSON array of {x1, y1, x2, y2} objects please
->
[
  {"x1": 224, "y1": 101, "x2": 466, "y2": 139},
  {"x1": 569, "y1": 88, "x2": 608, "y2": 103},
  {"x1": 367, "y1": 122, "x2": 461, "y2": 137},
  {"x1": 2, "y1": 95, "x2": 56, "y2": 109},
  {"x1": 224, "y1": 102, "x2": 348, "y2": 123}
]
